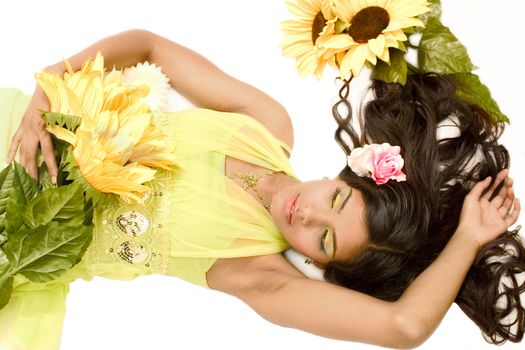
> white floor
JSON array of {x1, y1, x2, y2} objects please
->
[{"x1": 1, "y1": 0, "x2": 524, "y2": 349}]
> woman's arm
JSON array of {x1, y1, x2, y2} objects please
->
[
  {"x1": 226, "y1": 170, "x2": 519, "y2": 349},
  {"x1": 8, "y1": 30, "x2": 293, "y2": 180},
  {"x1": 45, "y1": 30, "x2": 291, "y2": 120}
]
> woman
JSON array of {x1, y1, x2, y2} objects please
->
[{"x1": 0, "y1": 25, "x2": 522, "y2": 350}]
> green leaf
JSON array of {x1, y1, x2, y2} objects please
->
[
  {"x1": 58, "y1": 148, "x2": 103, "y2": 206},
  {"x1": 38, "y1": 162, "x2": 54, "y2": 192},
  {"x1": 0, "y1": 247, "x2": 13, "y2": 310},
  {"x1": 0, "y1": 276, "x2": 13, "y2": 310},
  {"x1": 43, "y1": 112, "x2": 82, "y2": 131},
  {"x1": 59, "y1": 147, "x2": 83, "y2": 184},
  {"x1": 418, "y1": 0, "x2": 442, "y2": 29},
  {"x1": 23, "y1": 182, "x2": 84, "y2": 229},
  {"x1": 418, "y1": 17, "x2": 475, "y2": 75},
  {"x1": 371, "y1": 49, "x2": 408, "y2": 85},
  {"x1": 2, "y1": 221, "x2": 92, "y2": 283},
  {"x1": 449, "y1": 72, "x2": 509, "y2": 123},
  {"x1": 0, "y1": 248, "x2": 9, "y2": 274},
  {"x1": 0, "y1": 163, "x2": 38, "y2": 234}
]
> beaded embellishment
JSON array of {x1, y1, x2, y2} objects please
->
[
  {"x1": 116, "y1": 210, "x2": 150, "y2": 237},
  {"x1": 92, "y1": 170, "x2": 171, "y2": 271},
  {"x1": 117, "y1": 241, "x2": 149, "y2": 264}
]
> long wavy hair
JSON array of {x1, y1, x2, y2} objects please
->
[{"x1": 324, "y1": 73, "x2": 525, "y2": 344}]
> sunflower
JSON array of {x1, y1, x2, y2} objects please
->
[
  {"x1": 36, "y1": 52, "x2": 149, "y2": 118},
  {"x1": 280, "y1": 0, "x2": 338, "y2": 79},
  {"x1": 40, "y1": 53, "x2": 178, "y2": 201},
  {"x1": 321, "y1": 0, "x2": 429, "y2": 78}
]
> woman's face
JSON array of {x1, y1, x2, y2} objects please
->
[{"x1": 270, "y1": 178, "x2": 368, "y2": 266}]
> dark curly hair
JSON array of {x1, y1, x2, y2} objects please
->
[{"x1": 324, "y1": 73, "x2": 525, "y2": 344}]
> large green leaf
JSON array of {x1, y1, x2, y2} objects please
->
[
  {"x1": 0, "y1": 276, "x2": 13, "y2": 310},
  {"x1": 59, "y1": 147, "x2": 83, "y2": 185},
  {"x1": 0, "y1": 248, "x2": 9, "y2": 274},
  {"x1": 450, "y1": 72, "x2": 509, "y2": 123},
  {"x1": 418, "y1": 17, "x2": 475, "y2": 75},
  {"x1": 1, "y1": 221, "x2": 92, "y2": 283},
  {"x1": 0, "y1": 247, "x2": 13, "y2": 310},
  {"x1": 23, "y1": 182, "x2": 84, "y2": 229},
  {"x1": 38, "y1": 163, "x2": 54, "y2": 192},
  {"x1": 0, "y1": 163, "x2": 38, "y2": 234},
  {"x1": 371, "y1": 49, "x2": 408, "y2": 85},
  {"x1": 418, "y1": 0, "x2": 442, "y2": 29}
]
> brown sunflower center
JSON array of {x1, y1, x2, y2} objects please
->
[
  {"x1": 311, "y1": 12, "x2": 327, "y2": 44},
  {"x1": 347, "y1": 6, "x2": 390, "y2": 44}
]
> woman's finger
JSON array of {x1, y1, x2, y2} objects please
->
[
  {"x1": 500, "y1": 185, "x2": 515, "y2": 208},
  {"x1": 467, "y1": 175, "x2": 492, "y2": 200},
  {"x1": 507, "y1": 199, "x2": 521, "y2": 227},
  {"x1": 482, "y1": 169, "x2": 508, "y2": 201},
  {"x1": 491, "y1": 182, "x2": 508, "y2": 208},
  {"x1": 6, "y1": 128, "x2": 23, "y2": 163},
  {"x1": 20, "y1": 138, "x2": 40, "y2": 180},
  {"x1": 39, "y1": 132, "x2": 58, "y2": 184}
]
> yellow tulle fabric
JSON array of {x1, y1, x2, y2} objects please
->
[{"x1": 0, "y1": 88, "x2": 298, "y2": 349}]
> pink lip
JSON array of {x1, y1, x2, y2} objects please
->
[{"x1": 286, "y1": 194, "x2": 299, "y2": 225}]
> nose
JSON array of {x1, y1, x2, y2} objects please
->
[{"x1": 298, "y1": 204, "x2": 333, "y2": 226}]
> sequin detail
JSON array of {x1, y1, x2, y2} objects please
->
[
  {"x1": 117, "y1": 241, "x2": 149, "y2": 264},
  {"x1": 88, "y1": 170, "x2": 172, "y2": 273},
  {"x1": 120, "y1": 191, "x2": 151, "y2": 205},
  {"x1": 116, "y1": 210, "x2": 150, "y2": 237}
]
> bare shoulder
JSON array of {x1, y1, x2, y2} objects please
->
[
  {"x1": 237, "y1": 102, "x2": 295, "y2": 154},
  {"x1": 206, "y1": 253, "x2": 304, "y2": 295}
]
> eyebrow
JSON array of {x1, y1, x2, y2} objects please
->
[{"x1": 332, "y1": 187, "x2": 352, "y2": 258}]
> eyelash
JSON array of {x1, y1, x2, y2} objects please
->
[{"x1": 319, "y1": 188, "x2": 341, "y2": 253}]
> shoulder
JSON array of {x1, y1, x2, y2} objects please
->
[
  {"x1": 235, "y1": 103, "x2": 295, "y2": 154},
  {"x1": 207, "y1": 253, "x2": 305, "y2": 295}
]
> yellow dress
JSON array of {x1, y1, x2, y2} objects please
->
[{"x1": 0, "y1": 88, "x2": 298, "y2": 349}]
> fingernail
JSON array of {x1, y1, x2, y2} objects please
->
[{"x1": 52, "y1": 175, "x2": 57, "y2": 185}]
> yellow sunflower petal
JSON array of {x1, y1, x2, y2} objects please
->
[
  {"x1": 332, "y1": 0, "x2": 355, "y2": 21},
  {"x1": 340, "y1": 44, "x2": 368, "y2": 78},
  {"x1": 378, "y1": 47, "x2": 390, "y2": 62},
  {"x1": 283, "y1": 43, "x2": 314, "y2": 57},
  {"x1": 368, "y1": 35, "x2": 386, "y2": 57},
  {"x1": 286, "y1": 0, "x2": 318, "y2": 18},
  {"x1": 313, "y1": 58, "x2": 328, "y2": 80},
  {"x1": 383, "y1": 32, "x2": 401, "y2": 48},
  {"x1": 280, "y1": 33, "x2": 313, "y2": 48},
  {"x1": 319, "y1": 0, "x2": 335, "y2": 20},
  {"x1": 366, "y1": 46, "x2": 377, "y2": 65},
  {"x1": 321, "y1": 34, "x2": 357, "y2": 51},
  {"x1": 297, "y1": 0, "x2": 319, "y2": 13},
  {"x1": 46, "y1": 125, "x2": 77, "y2": 145}
]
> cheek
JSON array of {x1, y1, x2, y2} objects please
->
[{"x1": 284, "y1": 228, "x2": 317, "y2": 256}]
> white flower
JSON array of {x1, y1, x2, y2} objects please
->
[
  {"x1": 123, "y1": 61, "x2": 171, "y2": 112},
  {"x1": 347, "y1": 144, "x2": 375, "y2": 177}
]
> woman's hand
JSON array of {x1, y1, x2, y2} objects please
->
[
  {"x1": 456, "y1": 169, "x2": 520, "y2": 250},
  {"x1": 6, "y1": 86, "x2": 57, "y2": 184}
]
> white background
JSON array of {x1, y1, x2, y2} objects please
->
[{"x1": 1, "y1": 0, "x2": 524, "y2": 349}]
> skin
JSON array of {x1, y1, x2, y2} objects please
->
[
  {"x1": 6, "y1": 30, "x2": 521, "y2": 348},
  {"x1": 262, "y1": 175, "x2": 368, "y2": 266}
]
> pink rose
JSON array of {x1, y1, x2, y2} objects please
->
[
  {"x1": 370, "y1": 143, "x2": 406, "y2": 184},
  {"x1": 347, "y1": 143, "x2": 406, "y2": 185}
]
